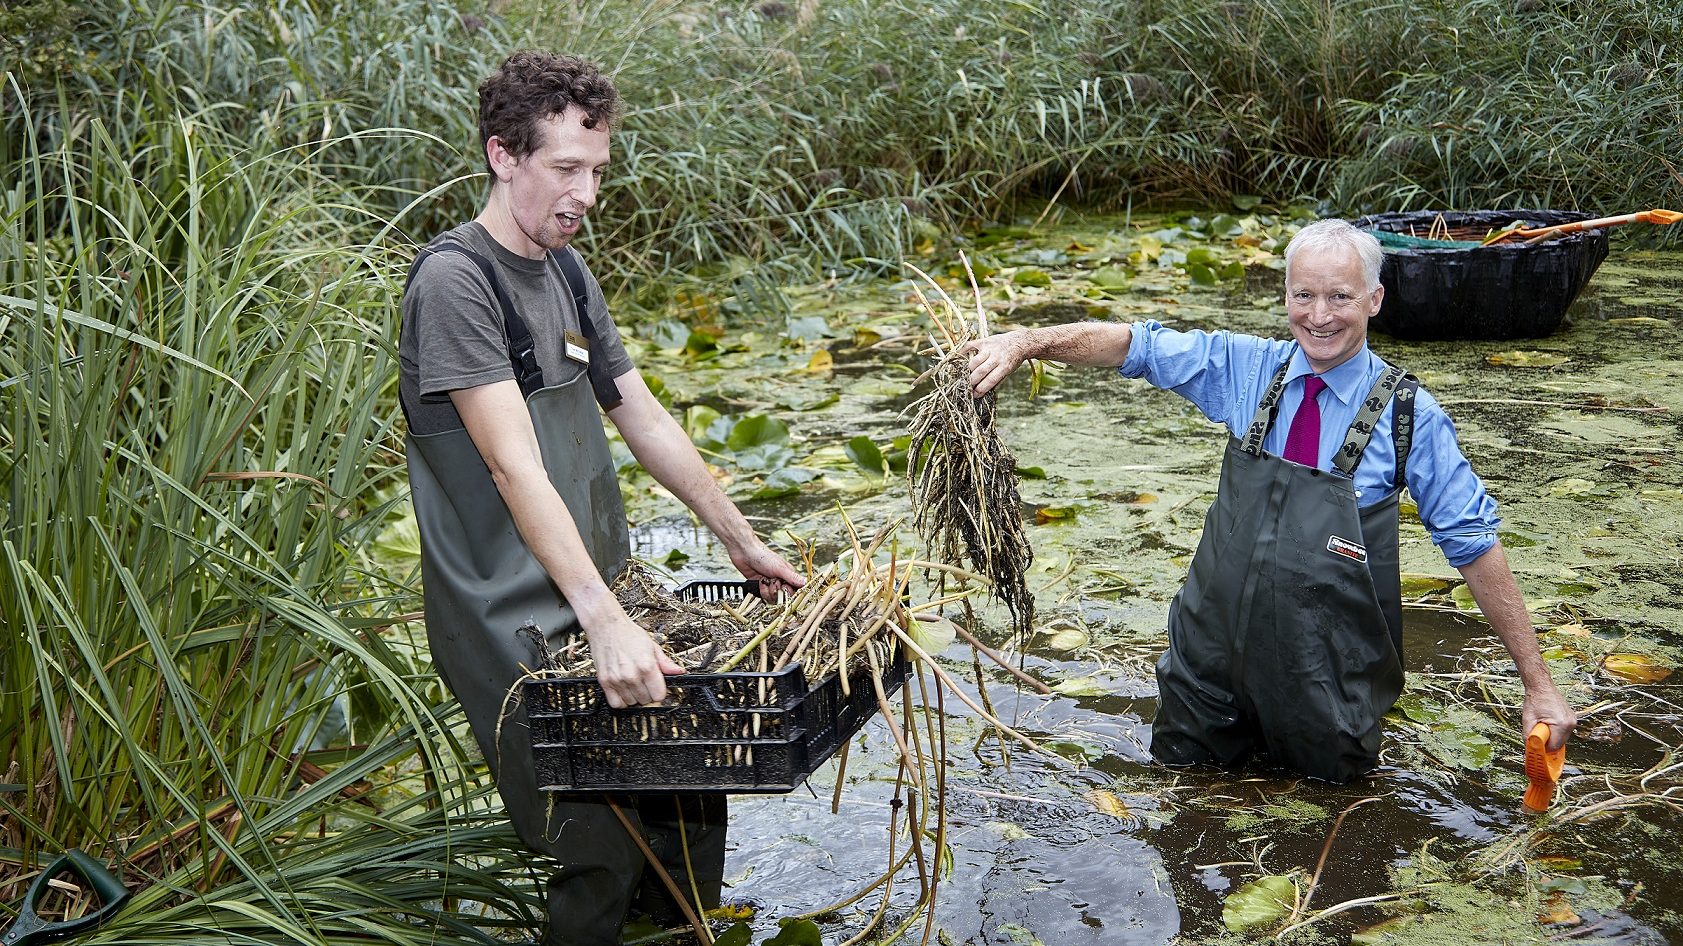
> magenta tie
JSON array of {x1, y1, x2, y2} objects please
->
[{"x1": 1283, "y1": 375, "x2": 1327, "y2": 467}]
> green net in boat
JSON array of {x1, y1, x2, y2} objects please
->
[{"x1": 1370, "y1": 229, "x2": 1483, "y2": 249}]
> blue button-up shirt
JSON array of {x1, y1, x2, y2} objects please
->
[{"x1": 1120, "y1": 321, "x2": 1499, "y2": 567}]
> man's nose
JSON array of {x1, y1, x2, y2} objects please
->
[{"x1": 573, "y1": 172, "x2": 599, "y2": 209}]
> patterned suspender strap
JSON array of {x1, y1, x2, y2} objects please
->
[
  {"x1": 1242, "y1": 358, "x2": 1295, "y2": 456},
  {"x1": 1390, "y1": 373, "x2": 1420, "y2": 491},
  {"x1": 550, "y1": 247, "x2": 625, "y2": 410},
  {"x1": 1332, "y1": 363, "x2": 1406, "y2": 477}
]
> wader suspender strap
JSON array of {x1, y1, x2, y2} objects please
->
[
  {"x1": 1242, "y1": 354, "x2": 1418, "y2": 486},
  {"x1": 401, "y1": 242, "x2": 623, "y2": 423},
  {"x1": 1390, "y1": 374, "x2": 1419, "y2": 491},
  {"x1": 1241, "y1": 359, "x2": 1294, "y2": 456},
  {"x1": 549, "y1": 248, "x2": 625, "y2": 410}
]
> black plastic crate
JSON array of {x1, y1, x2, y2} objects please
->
[{"x1": 527, "y1": 578, "x2": 910, "y2": 793}]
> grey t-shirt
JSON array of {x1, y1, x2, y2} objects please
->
[{"x1": 399, "y1": 222, "x2": 636, "y2": 435}]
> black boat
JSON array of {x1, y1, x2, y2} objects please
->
[{"x1": 1355, "y1": 209, "x2": 1609, "y2": 340}]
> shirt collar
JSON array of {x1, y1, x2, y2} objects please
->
[{"x1": 1286, "y1": 343, "x2": 1377, "y2": 407}]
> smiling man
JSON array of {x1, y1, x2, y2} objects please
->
[
  {"x1": 965, "y1": 219, "x2": 1575, "y2": 782},
  {"x1": 399, "y1": 52, "x2": 803, "y2": 945}
]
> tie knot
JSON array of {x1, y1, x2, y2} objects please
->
[{"x1": 1303, "y1": 375, "x2": 1327, "y2": 398}]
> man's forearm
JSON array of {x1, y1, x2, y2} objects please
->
[
  {"x1": 1456, "y1": 543, "x2": 1552, "y2": 689},
  {"x1": 1019, "y1": 321, "x2": 1134, "y2": 368}
]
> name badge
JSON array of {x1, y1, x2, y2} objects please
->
[
  {"x1": 564, "y1": 330, "x2": 590, "y2": 365},
  {"x1": 1327, "y1": 535, "x2": 1368, "y2": 563}
]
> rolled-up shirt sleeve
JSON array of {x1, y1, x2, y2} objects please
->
[{"x1": 1404, "y1": 387, "x2": 1501, "y2": 567}]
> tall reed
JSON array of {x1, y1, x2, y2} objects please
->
[{"x1": 0, "y1": 75, "x2": 532, "y2": 941}]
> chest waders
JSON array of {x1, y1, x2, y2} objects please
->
[
  {"x1": 404, "y1": 243, "x2": 725, "y2": 946},
  {"x1": 1151, "y1": 356, "x2": 1419, "y2": 783}
]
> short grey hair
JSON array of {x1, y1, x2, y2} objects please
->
[{"x1": 1284, "y1": 219, "x2": 1384, "y2": 291}]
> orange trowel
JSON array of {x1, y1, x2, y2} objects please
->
[{"x1": 1522, "y1": 722, "x2": 1566, "y2": 812}]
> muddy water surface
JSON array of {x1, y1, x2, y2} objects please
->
[{"x1": 624, "y1": 215, "x2": 1683, "y2": 945}]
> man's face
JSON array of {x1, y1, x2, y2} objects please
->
[
  {"x1": 490, "y1": 106, "x2": 610, "y2": 258},
  {"x1": 1286, "y1": 245, "x2": 1382, "y2": 374}
]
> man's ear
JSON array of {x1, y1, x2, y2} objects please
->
[
  {"x1": 486, "y1": 136, "x2": 517, "y2": 184},
  {"x1": 1368, "y1": 283, "x2": 1384, "y2": 316}
]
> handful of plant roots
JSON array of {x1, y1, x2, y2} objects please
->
[{"x1": 903, "y1": 257, "x2": 1035, "y2": 639}]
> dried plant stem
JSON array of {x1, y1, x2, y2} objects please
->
[
  {"x1": 889, "y1": 624, "x2": 1057, "y2": 761},
  {"x1": 606, "y1": 799, "x2": 715, "y2": 946}
]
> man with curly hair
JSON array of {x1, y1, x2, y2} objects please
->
[{"x1": 400, "y1": 51, "x2": 804, "y2": 945}]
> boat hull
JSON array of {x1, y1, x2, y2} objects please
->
[{"x1": 1355, "y1": 209, "x2": 1609, "y2": 340}]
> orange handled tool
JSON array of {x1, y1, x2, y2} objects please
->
[
  {"x1": 1522, "y1": 721, "x2": 1566, "y2": 812},
  {"x1": 1483, "y1": 208, "x2": 1683, "y2": 246}
]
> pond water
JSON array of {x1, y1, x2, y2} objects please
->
[{"x1": 621, "y1": 212, "x2": 1683, "y2": 945}]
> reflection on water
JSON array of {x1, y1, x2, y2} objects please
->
[{"x1": 625, "y1": 225, "x2": 1683, "y2": 944}]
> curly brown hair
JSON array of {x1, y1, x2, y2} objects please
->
[{"x1": 477, "y1": 51, "x2": 621, "y2": 177}]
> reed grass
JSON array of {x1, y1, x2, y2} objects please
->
[{"x1": 0, "y1": 66, "x2": 525, "y2": 943}]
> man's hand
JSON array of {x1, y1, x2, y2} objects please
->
[
  {"x1": 577, "y1": 594, "x2": 685, "y2": 708},
  {"x1": 729, "y1": 538, "x2": 807, "y2": 601},
  {"x1": 964, "y1": 331, "x2": 1036, "y2": 396},
  {"x1": 1522, "y1": 678, "x2": 1577, "y2": 752}
]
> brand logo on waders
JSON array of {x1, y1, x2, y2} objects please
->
[{"x1": 1327, "y1": 535, "x2": 1368, "y2": 563}]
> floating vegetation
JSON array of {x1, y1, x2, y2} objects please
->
[{"x1": 903, "y1": 257, "x2": 1036, "y2": 639}]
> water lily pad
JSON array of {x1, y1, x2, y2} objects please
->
[
  {"x1": 1222, "y1": 874, "x2": 1296, "y2": 932},
  {"x1": 747, "y1": 466, "x2": 819, "y2": 500},
  {"x1": 844, "y1": 435, "x2": 885, "y2": 474},
  {"x1": 685, "y1": 405, "x2": 724, "y2": 446},
  {"x1": 1051, "y1": 676, "x2": 1111, "y2": 697},
  {"x1": 987, "y1": 820, "x2": 1031, "y2": 841},
  {"x1": 727, "y1": 414, "x2": 790, "y2": 450},
  {"x1": 786, "y1": 314, "x2": 830, "y2": 342},
  {"x1": 805, "y1": 349, "x2": 834, "y2": 372},
  {"x1": 1085, "y1": 789, "x2": 1132, "y2": 819},
  {"x1": 1487, "y1": 350, "x2": 1570, "y2": 368},
  {"x1": 1046, "y1": 739, "x2": 1106, "y2": 763},
  {"x1": 1399, "y1": 574, "x2": 1451, "y2": 597},
  {"x1": 1087, "y1": 266, "x2": 1133, "y2": 292},
  {"x1": 1546, "y1": 478, "x2": 1598, "y2": 497},
  {"x1": 763, "y1": 918, "x2": 823, "y2": 946},
  {"x1": 777, "y1": 391, "x2": 838, "y2": 412},
  {"x1": 1013, "y1": 269, "x2": 1053, "y2": 287},
  {"x1": 1034, "y1": 504, "x2": 1082, "y2": 524},
  {"x1": 1044, "y1": 627, "x2": 1090, "y2": 652},
  {"x1": 373, "y1": 510, "x2": 421, "y2": 563},
  {"x1": 650, "y1": 319, "x2": 691, "y2": 349},
  {"x1": 1601, "y1": 653, "x2": 1672, "y2": 683},
  {"x1": 845, "y1": 377, "x2": 914, "y2": 398},
  {"x1": 714, "y1": 923, "x2": 752, "y2": 946},
  {"x1": 1016, "y1": 465, "x2": 1047, "y2": 479},
  {"x1": 1538, "y1": 892, "x2": 1581, "y2": 927},
  {"x1": 1232, "y1": 194, "x2": 1263, "y2": 211},
  {"x1": 907, "y1": 613, "x2": 958, "y2": 654},
  {"x1": 1208, "y1": 213, "x2": 1245, "y2": 237},
  {"x1": 1187, "y1": 263, "x2": 1219, "y2": 286}
]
